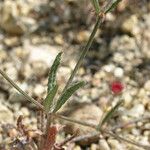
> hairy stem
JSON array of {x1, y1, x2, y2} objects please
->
[
  {"x1": 55, "y1": 114, "x2": 150, "y2": 150},
  {"x1": 54, "y1": 113, "x2": 96, "y2": 129},
  {"x1": 59, "y1": 0, "x2": 122, "y2": 110},
  {"x1": 61, "y1": 16, "x2": 102, "y2": 93},
  {"x1": 0, "y1": 69, "x2": 44, "y2": 110}
]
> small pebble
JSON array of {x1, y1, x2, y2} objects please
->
[
  {"x1": 76, "y1": 30, "x2": 90, "y2": 43},
  {"x1": 103, "y1": 64, "x2": 115, "y2": 73},
  {"x1": 144, "y1": 80, "x2": 150, "y2": 91},
  {"x1": 123, "y1": 92, "x2": 132, "y2": 107},
  {"x1": 31, "y1": 61, "x2": 48, "y2": 78},
  {"x1": 99, "y1": 139, "x2": 110, "y2": 150},
  {"x1": 108, "y1": 139, "x2": 125, "y2": 150},
  {"x1": 33, "y1": 84, "x2": 45, "y2": 97},
  {"x1": 127, "y1": 104, "x2": 145, "y2": 118},
  {"x1": 114, "y1": 67, "x2": 124, "y2": 78},
  {"x1": 74, "y1": 145, "x2": 81, "y2": 150},
  {"x1": 0, "y1": 50, "x2": 7, "y2": 62},
  {"x1": 90, "y1": 143, "x2": 98, "y2": 150},
  {"x1": 131, "y1": 128, "x2": 140, "y2": 136},
  {"x1": 4, "y1": 36, "x2": 20, "y2": 47},
  {"x1": 0, "y1": 104, "x2": 14, "y2": 124},
  {"x1": 54, "y1": 34, "x2": 64, "y2": 45},
  {"x1": 20, "y1": 107, "x2": 30, "y2": 117}
]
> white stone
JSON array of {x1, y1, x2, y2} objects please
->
[
  {"x1": 144, "y1": 80, "x2": 150, "y2": 91},
  {"x1": 103, "y1": 64, "x2": 115, "y2": 73},
  {"x1": 33, "y1": 84, "x2": 45, "y2": 96},
  {"x1": 123, "y1": 92, "x2": 132, "y2": 107},
  {"x1": 108, "y1": 139, "x2": 125, "y2": 150},
  {"x1": 122, "y1": 15, "x2": 139, "y2": 36},
  {"x1": 114, "y1": 67, "x2": 124, "y2": 77},
  {"x1": 25, "y1": 43, "x2": 61, "y2": 65},
  {"x1": 90, "y1": 144, "x2": 98, "y2": 150},
  {"x1": 99, "y1": 139, "x2": 111, "y2": 150},
  {"x1": 131, "y1": 128, "x2": 140, "y2": 136},
  {"x1": 127, "y1": 104, "x2": 145, "y2": 118},
  {"x1": 139, "y1": 136, "x2": 149, "y2": 146},
  {"x1": 0, "y1": 103, "x2": 14, "y2": 124},
  {"x1": 20, "y1": 107, "x2": 30, "y2": 117}
]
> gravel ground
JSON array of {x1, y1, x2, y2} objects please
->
[{"x1": 0, "y1": 0, "x2": 150, "y2": 149}]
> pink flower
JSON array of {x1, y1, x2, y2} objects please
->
[{"x1": 110, "y1": 81, "x2": 124, "y2": 94}]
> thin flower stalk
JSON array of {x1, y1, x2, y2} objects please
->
[{"x1": 0, "y1": 69, "x2": 44, "y2": 110}]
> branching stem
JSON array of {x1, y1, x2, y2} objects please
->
[
  {"x1": 61, "y1": 16, "x2": 102, "y2": 93},
  {"x1": 54, "y1": 113, "x2": 150, "y2": 150}
]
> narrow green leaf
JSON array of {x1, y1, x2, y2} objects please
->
[
  {"x1": 47, "y1": 52, "x2": 62, "y2": 93},
  {"x1": 105, "y1": 0, "x2": 122, "y2": 14},
  {"x1": 91, "y1": 0, "x2": 100, "y2": 14},
  {"x1": 99, "y1": 100, "x2": 123, "y2": 128},
  {"x1": 53, "y1": 81, "x2": 85, "y2": 112},
  {"x1": 44, "y1": 84, "x2": 58, "y2": 112}
]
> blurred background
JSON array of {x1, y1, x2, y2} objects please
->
[{"x1": 0, "y1": 0, "x2": 150, "y2": 149}]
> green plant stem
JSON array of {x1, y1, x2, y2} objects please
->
[
  {"x1": 45, "y1": 114, "x2": 52, "y2": 132},
  {"x1": 0, "y1": 69, "x2": 44, "y2": 110},
  {"x1": 54, "y1": 114, "x2": 150, "y2": 150},
  {"x1": 44, "y1": 114, "x2": 52, "y2": 140},
  {"x1": 54, "y1": 113, "x2": 96, "y2": 129},
  {"x1": 61, "y1": 16, "x2": 102, "y2": 93},
  {"x1": 59, "y1": 0, "x2": 122, "y2": 102}
]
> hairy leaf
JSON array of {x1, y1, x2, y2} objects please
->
[
  {"x1": 44, "y1": 84, "x2": 58, "y2": 112},
  {"x1": 53, "y1": 81, "x2": 85, "y2": 112},
  {"x1": 47, "y1": 52, "x2": 62, "y2": 93}
]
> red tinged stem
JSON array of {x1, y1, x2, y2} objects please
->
[{"x1": 42, "y1": 126, "x2": 58, "y2": 150}]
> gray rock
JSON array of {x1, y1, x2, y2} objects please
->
[
  {"x1": 25, "y1": 43, "x2": 61, "y2": 65},
  {"x1": 64, "y1": 104, "x2": 103, "y2": 145}
]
